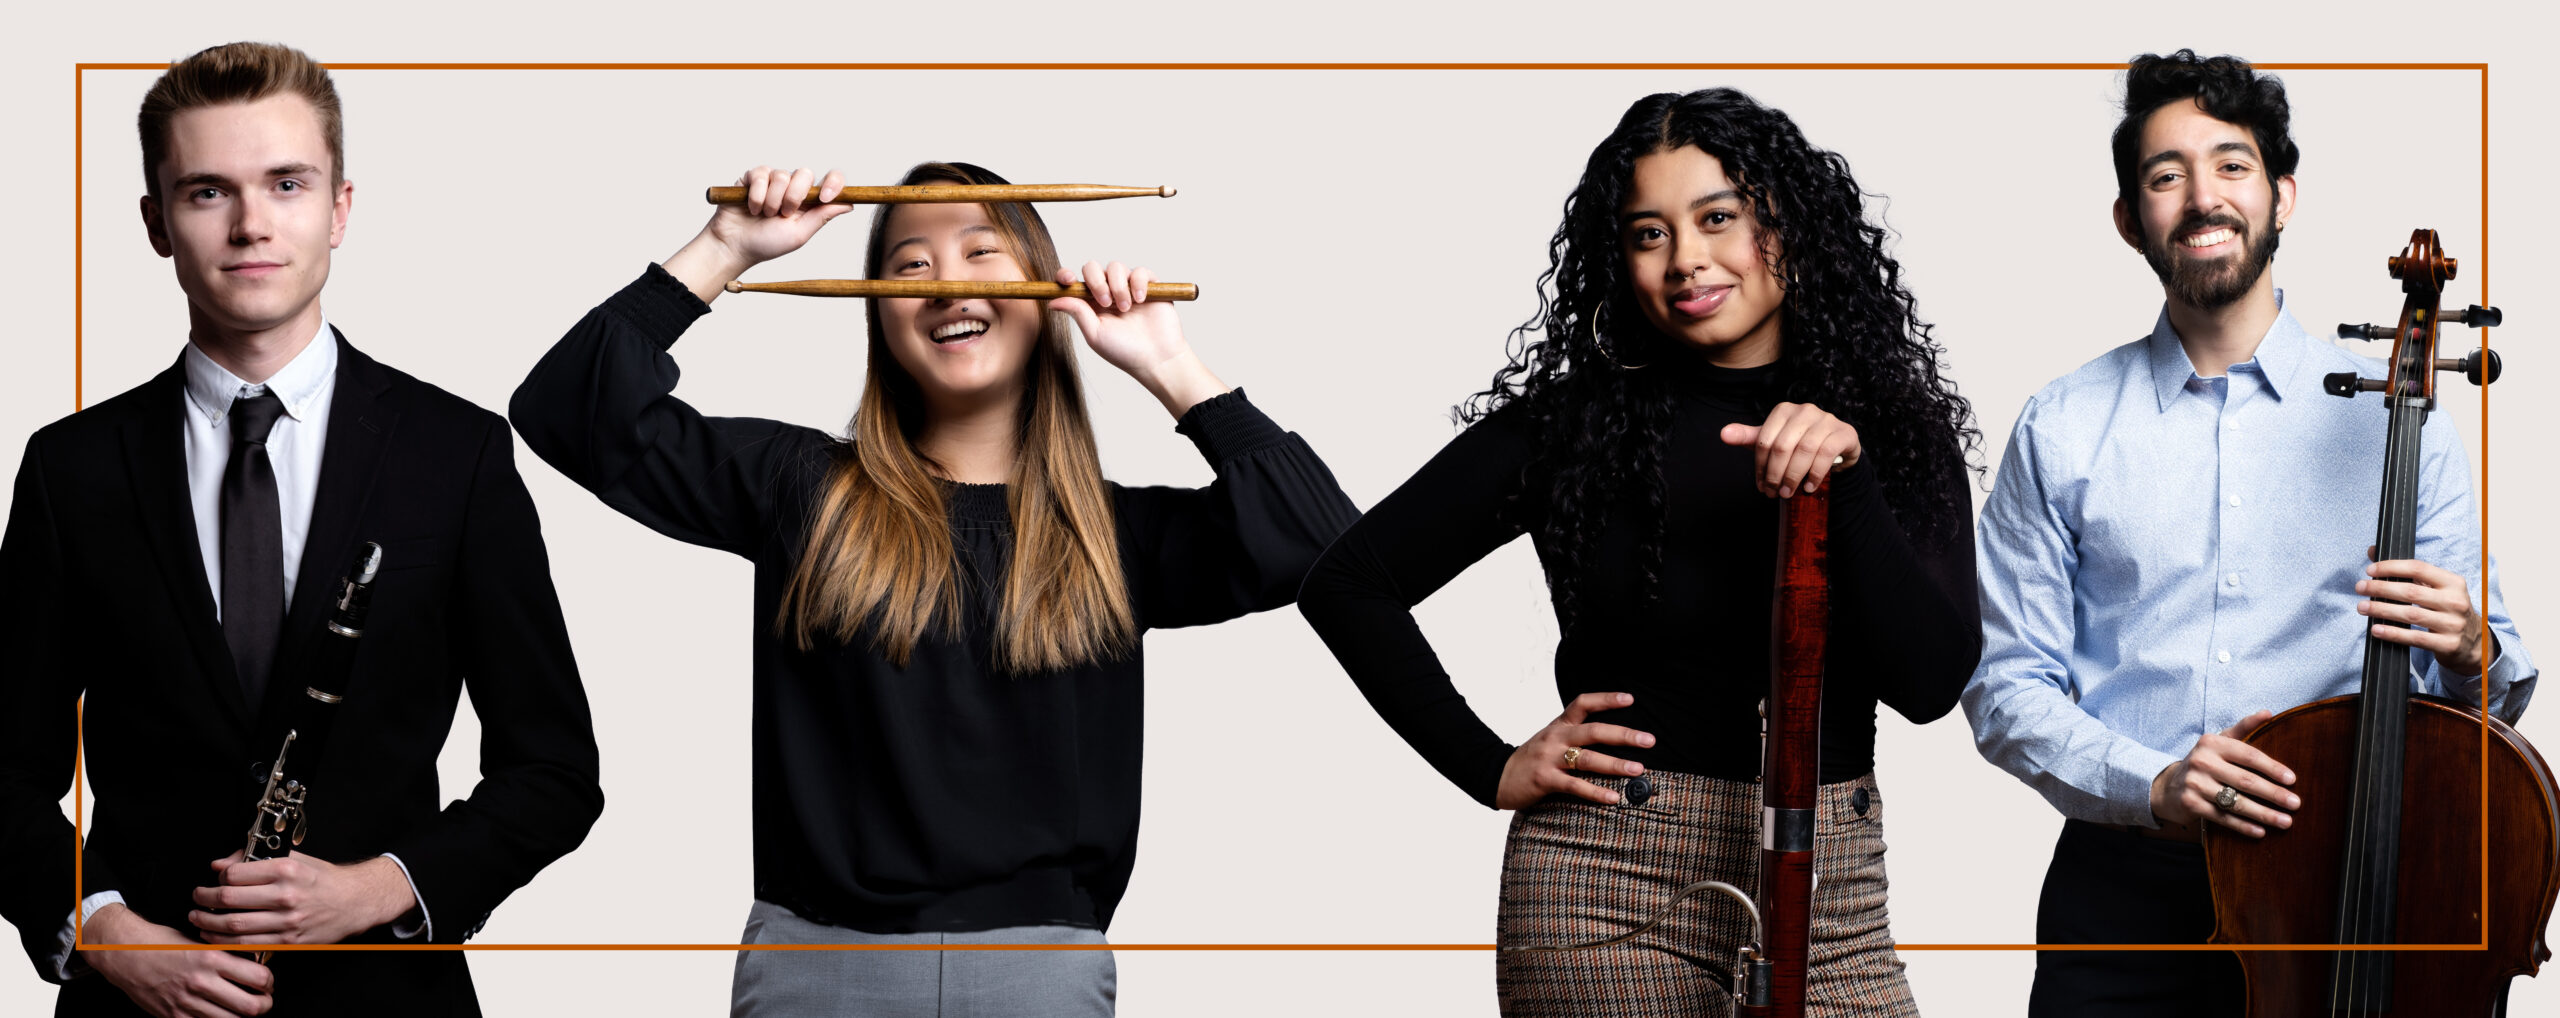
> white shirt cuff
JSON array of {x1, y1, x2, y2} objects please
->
[
  {"x1": 379, "y1": 853, "x2": 432, "y2": 941},
  {"x1": 48, "y1": 890, "x2": 127, "y2": 981}
]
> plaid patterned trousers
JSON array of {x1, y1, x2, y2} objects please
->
[{"x1": 1496, "y1": 770, "x2": 1919, "y2": 1017}]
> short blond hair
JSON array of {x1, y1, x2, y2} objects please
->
[{"x1": 137, "y1": 42, "x2": 343, "y2": 199}]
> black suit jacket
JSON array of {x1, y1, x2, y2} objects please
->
[{"x1": 0, "y1": 332, "x2": 605, "y2": 1016}]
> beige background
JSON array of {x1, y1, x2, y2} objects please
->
[{"x1": 5, "y1": 3, "x2": 2554, "y2": 1015}]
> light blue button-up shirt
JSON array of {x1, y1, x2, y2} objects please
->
[{"x1": 1963, "y1": 295, "x2": 2536, "y2": 827}]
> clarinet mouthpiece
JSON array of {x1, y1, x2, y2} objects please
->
[{"x1": 329, "y1": 542, "x2": 384, "y2": 636}]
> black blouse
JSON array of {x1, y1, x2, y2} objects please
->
[
  {"x1": 510, "y1": 265, "x2": 1358, "y2": 932},
  {"x1": 1296, "y1": 358, "x2": 1980, "y2": 808}
]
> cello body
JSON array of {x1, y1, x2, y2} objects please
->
[{"x1": 2206, "y1": 694, "x2": 2558, "y2": 1015}]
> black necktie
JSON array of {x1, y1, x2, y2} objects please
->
[{"x1": 222, "y1": 392, "x2": 288, "y2": 706}]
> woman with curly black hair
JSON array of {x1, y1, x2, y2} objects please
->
[{"x1": 1298, "y1": 88, "x2": 1981, "y2": 1016}]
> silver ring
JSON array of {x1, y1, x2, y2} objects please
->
[{"x1": 2213, "y1": 785, "x2": 2241, "y2": 812}]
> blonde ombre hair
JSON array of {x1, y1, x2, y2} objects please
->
[{"x1": 777, "y1": 162, "x2": 1135, "y2": 672}]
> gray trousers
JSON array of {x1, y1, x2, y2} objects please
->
[{"x1": 731, "y1": 900, "x2": 1116, "y2": 1018}]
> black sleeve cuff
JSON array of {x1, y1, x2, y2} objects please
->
[
  {"x1": 606, "y1": 263, "x2": 714, "y2": 350},
  {"x1": 1471, "y1": 743, "x2": 1516, "y2": 810},
  {"x1": 1173, "y1": 387, "x2": 1289, "y2": 463}
]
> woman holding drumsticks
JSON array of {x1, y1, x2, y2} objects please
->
[
  {"x1": 1297, "y1": 89, "x2": 1981, "y2": 1017},
  {"x1": 512, "y1": 161, "x2": 1355, "y2": 1015}
]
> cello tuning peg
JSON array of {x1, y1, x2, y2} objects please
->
[
  {"x1": 2325, "y1": 372, "x2": 2390, "y2": 398},
  {"x1": 2448, "y1": 304, "x2": 2503, "y2": 328},
  {"x1": 2337, "y1": 323, "x2": 2393, "y2": 341},
  {"x1": 2435, "y1": 349, "x2": 2503, "y2": 386},
  {"x1": 2471, "y1": 348, "x2": 2503, "y2": 385}
]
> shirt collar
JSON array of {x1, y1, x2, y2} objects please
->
[
  {"x1": 183, "y1": 319, "x2": 337, "y2": 427},
  {"x1": 2145, "y1": 289, "x2": 2310, "y2": 411}
]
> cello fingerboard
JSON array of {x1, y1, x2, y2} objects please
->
[{"x1": 2327, "y1": 368, "x2": 2431, "y2": 1007}]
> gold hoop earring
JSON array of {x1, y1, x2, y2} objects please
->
[{"x1": 1591, "y1": 304, "x2": 1650, "y2": 371}]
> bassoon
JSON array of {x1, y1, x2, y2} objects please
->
[
  {"x1": 1736, "y1": 486, "x2": 1830, "y2": 1017},
  {"x1": 1500, "y1": 488, "x2": 1831, "y2": 1016}
]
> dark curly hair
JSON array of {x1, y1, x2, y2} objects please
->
[
  {"x1": 1460, "y1": 88, "x2": 1979, "y2": 624},
  {"x1": 2112, "y1": 50, "x2": 2299, "y2": 207}
]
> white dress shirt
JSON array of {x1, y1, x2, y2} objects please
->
[
  {"x1": 182, "y1": 325, "x2": 339, "y2": 616},
  {"x1": 56, "y1": 321, "x2": 432, "y2": 978}
]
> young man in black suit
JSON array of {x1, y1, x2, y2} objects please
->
[{"x1": 0, "y1": 42, "x2": 605, "y2": 1017}]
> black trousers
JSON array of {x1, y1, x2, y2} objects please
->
[{"x1": 2027, "y1": 820, "x2": 2243, "y2": 1018}]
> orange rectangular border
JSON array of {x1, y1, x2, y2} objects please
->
[{"x1": 69, "y1": 60, "x2": 2497, "y2": 954}]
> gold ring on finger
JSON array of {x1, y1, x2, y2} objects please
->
[
  {"x1": 1563, "y1": 746, "x2": 1582, "y2": 770},
  {"x1": 2214, "y1": 785, "x2": 2242, "y2": 812}
]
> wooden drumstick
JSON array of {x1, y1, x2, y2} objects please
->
[
  {"x1": 705, "y1": 183, "x2": 1177, "y2": 206},
  {"x1": 724, "y1": 279, "x2": 1200, "y2": 301}
]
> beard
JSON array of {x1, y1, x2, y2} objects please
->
[{"x1": 2141, "y1": 210, "x2": 2281, "y2": 309}]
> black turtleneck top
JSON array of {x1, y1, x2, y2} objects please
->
[
  {"x1": 1296, "y1": 359, "x2": 1980, "y2": 807},
  {"x1": 511, "y1": 265, "x2": 1358, "y2": 932}
]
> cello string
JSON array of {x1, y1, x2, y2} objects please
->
[
  {"x1": 2344, "y1": 409, "x2": 2414, "y2": 1009},
  {"x1": 2337, "y1": 410, "x2": 2398, "y2": 1007},
  {"x1": 2343, "y1": 373, "x2": 2429, "y2": 1009},
  {"x1": 2347, "y1": 425, "x2": 2396, "y2": 1007}
]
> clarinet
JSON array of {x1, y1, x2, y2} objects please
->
[{"x1": 242, "y1": 542, "x2": 381, "y2": 864}]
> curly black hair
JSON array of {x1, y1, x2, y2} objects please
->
[
  {"x1": 1460, "y1": 88, "x2": 1979, "y2": 624},
  {"x1": 2113, "y1": 50, "x2": 2299, "y2": 207}
]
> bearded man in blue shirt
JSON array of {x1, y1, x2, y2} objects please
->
[{"x1": 1961, "y1": 49, "x2": 2536, "y2": 1018}]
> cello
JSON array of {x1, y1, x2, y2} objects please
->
[{"x1": 2202, "y1": 229, "x2": 2559, "y2": 1015}]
